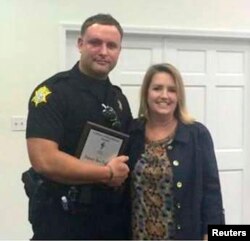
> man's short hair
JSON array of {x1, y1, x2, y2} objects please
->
[{"x1": 81, "y1": 13, "x2": 123, "y2": 38}]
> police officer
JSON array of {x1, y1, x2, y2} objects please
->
[{"x1": 23, "y1": 14, "x2": 132, "y2": 240}]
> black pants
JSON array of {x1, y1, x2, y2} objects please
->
[{"x1": 30, "y1": 198, "x2": 130, "y2": 240}]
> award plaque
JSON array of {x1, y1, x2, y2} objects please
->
[{"x1": 75, "y1": 121, "x2": 129, "y2": 165}]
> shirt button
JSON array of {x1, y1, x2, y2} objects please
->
[
  {"x1": 176, "y1": 181, "x2": 182, "y2": 188},
  {"x1": 173, "y1": 160, "x2": 179, "y2": 166},
  {"x1": 167, "y1": 145, "x2": 173, "y2": 150},
  {"x1": 176, "y1": 202, "x2": 181, "y2": 209},
  {"x1": 177, "y1": 224, "x2": 181, "y2": 230}
]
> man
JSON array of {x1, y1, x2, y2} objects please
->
[{"x1": 22, "y1": 14, "x2": 132, "y2": 240}]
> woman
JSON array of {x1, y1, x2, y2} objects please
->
[{"x1": 128, "y1": 63, "x2": 225, "y2": 240}]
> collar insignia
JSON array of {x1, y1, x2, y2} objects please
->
[{"x1": 31, "y1": 86, "x2": 52, "y2": 107}]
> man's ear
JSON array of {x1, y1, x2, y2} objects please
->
[{"x1": 77, "y1": 37, "x2": 83, "y2": 51}]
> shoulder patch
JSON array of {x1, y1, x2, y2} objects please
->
[{"x1": 31, "y1": 86, "x2": 52, "y2": 107}]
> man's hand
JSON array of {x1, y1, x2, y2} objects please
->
[{"x1": 105, "y1": 155, "x2": 129, "y2": 187}]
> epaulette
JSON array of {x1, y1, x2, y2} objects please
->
[
  {"x1": 112, "y1": 85, "x2": 122, "y2": 93},
  {"x1": 46, "y1": 70, "x2": 70, "y2": 85}
]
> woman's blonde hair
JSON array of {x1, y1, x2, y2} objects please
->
[{"x1": 138, "y1": 63, "x2": 194, "y2": 124}]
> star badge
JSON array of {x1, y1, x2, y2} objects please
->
[{"x1": 31, "y1": 86, "x2": 52, "y2": 107}]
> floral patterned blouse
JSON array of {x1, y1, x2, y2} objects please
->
[{"x1": 132, "y1": 137, "x2": 175, "y2": 240}]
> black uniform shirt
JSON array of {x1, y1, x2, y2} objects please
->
[{"x1": 26, "y1": 62, "x2": 132, "y2": 156}]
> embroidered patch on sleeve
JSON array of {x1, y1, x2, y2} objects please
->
[{"x1": 31, "y1": 86, "x2": 52, "y2": 107}]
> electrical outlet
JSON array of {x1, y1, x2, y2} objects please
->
[{"x1": 11, "y1": 116, "x2": 27, "y2": 131}]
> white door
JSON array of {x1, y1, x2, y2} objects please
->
[{"x1": 64, "y1": 29, "x2": 250, "y2": 224}]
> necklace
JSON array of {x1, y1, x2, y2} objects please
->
[{"x1": 145, "y1": 119, "x2": 177, "y2": 142}]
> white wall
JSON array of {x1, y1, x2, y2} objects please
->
[{"x1": 1, "y1": 0, "x2": 250, "y2": 239}]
